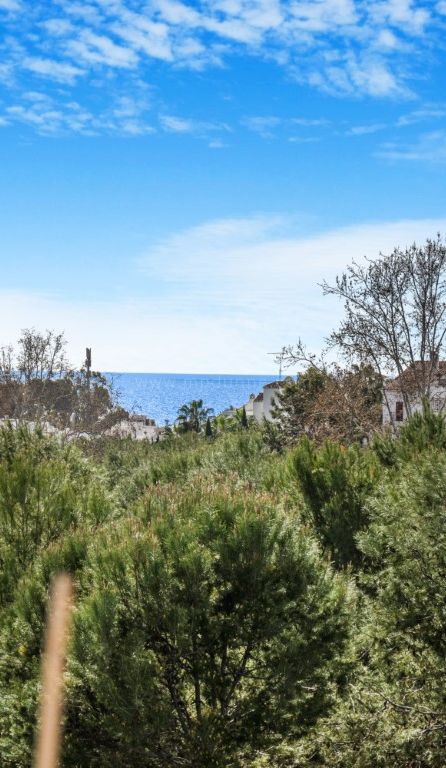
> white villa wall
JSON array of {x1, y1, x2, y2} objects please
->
[
  {"x1": 244, "y1": 394, "x2": 255, "y2": 419},
  {"x1": 252, "y1": 397, "x2": 264, "y2": 423},
  {"x1": 263, "y1": 386, "x2": 280, "y2": 422},
  {"x1": 383, "y1": 384, "x2": 446, "y2": 426}
]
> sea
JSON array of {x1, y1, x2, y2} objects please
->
[{"x1": 105, "y1": 372, "x2": 279, "y2": 426}]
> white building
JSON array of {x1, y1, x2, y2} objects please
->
[
  {"x1": 252, "y1": 392, "x2": 264, "y2": 422},
  {"x1": 244, "y1": 394, "x2": 256, "y2": 419},
  {"x1": 383, "y1": 361, "x2": 446, "y2": 427},
  {"x1": 251, "y1": 379, "x2": 291, "y2": 423}
]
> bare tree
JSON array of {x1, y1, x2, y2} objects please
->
[
  {"x1": 319, "y1": 236, "x2": 446, "y2": 418},
  {"x1": 0, "y1": 330, "x2": 127, "y2": 434},
  {"x1": 16, "y1": 329, "x2": 69, "y2": 383},
  {"x1": 273, "y1": 361, "x2": 382, "y2": 444}
]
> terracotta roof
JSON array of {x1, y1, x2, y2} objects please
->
[
  {"x1": 263, "y1": 380, "x2": 285, "y2": 390},
  {"x1": 385, "y1": 361, "x2": 446, "y2": 392},
  {"x1": 254, "y1": 392, "x2": 264, "y2": 402}
]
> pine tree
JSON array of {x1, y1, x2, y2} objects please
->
[
  {"x1": 205, "y1": 416, "x2": 213, "y2": 438},
  {"x1": 240, "y1": 405, "x2": 248, "y2": 428}
]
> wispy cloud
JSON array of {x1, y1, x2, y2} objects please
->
[
  {"x1": 67, "y1": 30, "x2": 138, "y2": 68},
  {"x1": 291, "y1": 117, "x2": 330, "y2": 127},
  {"x1": 288, "y1": 135, "x2": 320, "y2": 143},
  {"x1": 0, "y1": 0, "x2": 21, "y2": 11},
  {"x1": 347, "y1": 122, "x2": 388, "y2": 135},
  {"x1": 2, "y1": 216, "x2": 444, "y2": 374},
  {"x1": 159, "y1": 113, "x2": 230, "y2": 137},
  {"x1": 377, "y1": 130, "x2": 446, "y2": 162},
  {"x1": 241, "y1": 114, "x2": 330, "y2": 139},
  {"x1": 0, "y1": 0, "x2": 444, "y2": 139},
  {"x1": 23, "y1": 56, "x2": 84, "y2": 84},
  {"x1": 241, "y1": 115, "x2": 281, "y2": 137},
  {"x1": 397, "y1": 106, "x2": 446, "y2": 126},
  {"x1": 138, "y1": 213, "x2": 446, "y2": 318},
  {"x1": 3, "y1": 90, "x2": 154, "y2": 136}
]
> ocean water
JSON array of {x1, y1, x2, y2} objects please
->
[{"x1": 105, "y1": 372, "x2": 279, "y2": 426}]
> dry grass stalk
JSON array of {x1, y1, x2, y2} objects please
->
[{"x1": 33, "y1": 574, "x2": 73, "y2": 768}]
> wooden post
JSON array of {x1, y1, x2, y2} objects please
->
[{"x1": 34, "y1": 574, "x2": 73, "y2": 768}]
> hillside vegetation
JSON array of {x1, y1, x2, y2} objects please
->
[{"x1": 1, "y1": 413, "x2": 446, "y2": 767}]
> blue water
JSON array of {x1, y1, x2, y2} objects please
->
[{"x1": 105, "y1": 372, "x2": 279, "y2": 426}]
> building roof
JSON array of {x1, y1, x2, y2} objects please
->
[
  {"x1": 385, "y1": 361, "x2": 446, "y2": 392},
  {"x1": 254, "y1": 392, "x2": 264, "y2": 402},
  {"x1": 263, "y1": 380, "x2": 285, "y2": 390},
  {"x1": 220, "y1": 407, "x2": 236, "y2": 417}
]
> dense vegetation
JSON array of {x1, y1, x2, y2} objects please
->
[{"x1": 1, "y1": 409, "x2": 446, "y2": 767}]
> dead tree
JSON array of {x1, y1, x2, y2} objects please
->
[{"x1": 321, "y1": 235, "x2": 446, "y2": 419}]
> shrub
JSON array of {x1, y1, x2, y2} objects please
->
[{"x1": 288, "y1": 437, "x2": 379, "y2": 568}]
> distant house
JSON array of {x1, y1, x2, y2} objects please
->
[
  {"x1": 383, "y1": 361, "x2": 446, "y2": 427},
  {"x1": 220, "y1": 406, "x2": 237, "y2": 419},
  {"x1": 250, "y1": 379, "x2": 293, "y2": 423},
  {"x1": 262, "y1": 381, "x2": 285, "y2": 421}
]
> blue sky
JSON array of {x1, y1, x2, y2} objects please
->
[{"x1": 1, "y1": 0, "x2": 446, "y2": 373}]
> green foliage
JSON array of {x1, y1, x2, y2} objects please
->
[
  {"x1": 274, "y1": 368, "x2": 328, "y2": 439},
  {"x1": 294, "y1": 450, "x2": 446, "y2": 768},
  {"x1": 373, "y1": 403, "x2": 446, "y2": 468},
  {"x1": 0, "y1": 424, "x2": 113, "y2": 608},
  {"x1": 3, "y1": 406, "x2": 446, "y2": 767},
  {"x1": 66, "y1": 494, "x2": 352, "y2": 768},
  {"x1": 288, "y1": 436, "x2": 379, "y2": 568},
  {"x1": 0, "y1": 532, "x2": 90, "y2": 767},
  {"x1": 176, "y1": 399, "x2": 214, "y2": 433}
]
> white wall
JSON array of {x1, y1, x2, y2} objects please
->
[
  {"x1": 263, "y1": 386, "x2": 280, "y2": 422},
  {"x1": 383, "y1": 385, "x2": 446, "y2": 426},
  {"x1": 253, "y1": 398, "x2": 264, "y2": 422}
]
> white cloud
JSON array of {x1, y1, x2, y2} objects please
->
[
  {"x1": 0, "y1": 0, "x2": 444, "y2": 137},
  {"x1": 3, "y1": 2, "x2": 443, "y2": 92},
  {"x1": 348, "y1": 122, "x2": 387, "y2": 135},
  {"x1": 159, "y1": 114, "x2": 230, "y2": 135},
  {"x1": 369, "y1": 0, "x2": 430, "y2": 35},
  {"x1": 0, "y1": 0, "x2": 21, "y2": 10},
  {"x1": 374, "y1": 28, "x2": 401, "y2": 50},
  {"x1": 241, "y1": 115, "x2": 281, "y2": 137},
  {"x1": 5, "y1": 102, "x2": 94, "y2": 134},
  {"x1": 377, "y1": 130, "x2": 446, "y2": 162},
  {"x1": 241, "y1": 115, "x2": 331, "y2": 139},
  {"x1": 290, "y1": 117, "x2": 330, "y2": 126},
  {"x1": 3, "y1": 216, "x2": 446, "y2": 374},
  {"x1": 288, "y1": 135, "x2": 320, "y2": 143},
  {"x1": 112, "y1": 12, "x2": 174, "y2": 62},
  {"x1": 3, "y1": 92, "x2": 154, "y2": 136},
  {"x1": 23, "y1": 56, "x2": 84, "y2": 83},
  {"x1": 42, "y1": 18, "x2": 74, "y2": 36},
  {"x1": 397, "y1": 106, "x2": 446, "y2": 126},
  {"x1": 61, "y1": 2, "x2": 102, "y2": 23},
  {"x1": 67, "y1": 31, "x2": 138, "y2": 68},
  {"x1": 159, "y1": 115, "x2": 200, "y2": 132}
]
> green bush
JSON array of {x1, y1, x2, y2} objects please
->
[
  {"x1": 0, "y1": 425, "x2": 113, "y2": 608},
  {"x1": 288, "y1": 437, "x2": 379, "y2": 568},
  {"x1": 64, "y1": 494, "x2": 353, "y2": 768},
  {"x1": 293, "y1": 451, "x2": 446, "y2": 768}
]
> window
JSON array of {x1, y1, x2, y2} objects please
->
[
  {"x1": 395, "y1": 401, "x2": 404, "y2": 422},
  {"x1": 432, "y1": 396, "x2": 443, "y2": 412}
]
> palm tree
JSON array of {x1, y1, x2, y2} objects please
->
[{"x1": 176, "y1": 399, "x2": 214, "y2": 433}]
